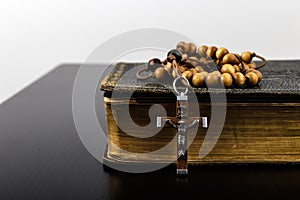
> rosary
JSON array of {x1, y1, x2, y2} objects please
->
[
  {"x1": 137, "y1": 41, "x2": 266, "y2": 88},
  {"x1": 136, "y1": 41, "x2": 267, "y2": 175}
]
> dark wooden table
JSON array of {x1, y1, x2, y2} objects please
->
[{"x1": 1, "y1": 64, "x2": 300, "y2": 200}]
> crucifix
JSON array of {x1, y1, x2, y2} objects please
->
[{"x1": 156, "y1": 76, "x2": 208, "y2": 175}]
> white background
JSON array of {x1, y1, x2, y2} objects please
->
[{"x1": 1, "y1": 0, "x2": 299, "y2": 104}]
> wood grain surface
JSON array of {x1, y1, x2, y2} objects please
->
[{"x1": 2, "y1": 63, "x2": 300, "y2": 199}]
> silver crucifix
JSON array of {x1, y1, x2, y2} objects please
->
[{"x1": 156, "y1": 76, "x2": 208, "y2": 175}]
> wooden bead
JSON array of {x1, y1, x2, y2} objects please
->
[
  {"x1": 176, "y1": 41, "x2": 185, "y2": 52},
  {"x1": 233, "y1": 72, "x2": 246, "y2": 87},
  {"x1": 188, "y1": 43, "x2": 197, "y2": 56},
  {"x1": 233, "y1": 65, "x2": 241, "y2": 72},
  {"x1": 197, "y1": 45, "x2": 208, "y2": 57},
  {"x1": 246, "y1": 69, "x2": 262, "y2": 83},
  {"x1": 216, "y1": 47, "x2": 229, "y2": 59},
  {"x1": 182, "y1": 54, "x2": 188, "y2": 61},
  {"x1": 248, "y1": 61, "x2": 256, "y2": 68},
  {"x1": 147, "y1": 58, "x2": 161, "y2": 72},
  {"x1": 178, "y1": 65, "x2": 186, "y2": 73},
  {"x1": 245, "y1": 72, "x2": 258, "y2": 86},
  {"x1": 221, "y1": 73, "x2": 233, "y2": 87},
  {"x1": 222, "y1": 53, "x2": 240, "y2": 65},
  {"x1": 254, "y1": 69, "x2": 262, "y2": 83},
  {"x1": 163, "y1": 62, "x2": 172, "y2": 75},
  {"x1": 212, "y1": 70, "x2": 221, "y2": 77},
  {"x1": 183, "y1": 62, "x2": 194, "y2": 70},
  {"x1": 221, "y1": 64, "x2": 235, "y2": 75},
  {"x1": 243, "y1": 64, "x2": 250, "y2": 72},
  {"x1": 206, "y1": 72, "x2": 220, "y2": 87},
  {"x1": 206, "y1": 46, "x2": 218, "y2": 58},
  {"x1": 241, "y1": 51, "x2": 252, "y2": 63},
  {"x1": 192, "y1": 73, "x2": 205, "y2": 87},
  {"x1": 182, "y1": 70, "x2": 193, "y2": 80},
  {"x1": 189, "y1": 68, "x2": 198, "y2": 74},
  {"x1": 154, "y1": 67, "x2": 165, "y2": 80},
  {"x1": 180, "y1": 42, "x2": 189, "y2": 54},
  {"x1": 167, "y1": 49, "x2": 182, "y2": 63},
  {"x1": 239, "y1": 62, "x2": 250, "y2": 72}
]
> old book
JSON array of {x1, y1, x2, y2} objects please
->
[{"x1": 100, "y1": 60, "x2": 300, "y2": 167}]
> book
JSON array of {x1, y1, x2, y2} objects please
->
[{"x1": 100, "y1": 60, "x2": 300, "y2": 168}]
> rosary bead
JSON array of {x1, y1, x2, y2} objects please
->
[
  {"x1": 176, "y1": 41, "x2": 189, "y2": 54},
  {"x1": 147, "y1": 58, "x2": 161, "y2": 72},
  {"x1": 254, "y1": 69, "x2": 262, "y2": 83},
  {"x1": 206, "y1": 46, "x2": 218, "y2": 58},
  {"x1": 216, "y1": 47, "x2": 229, "y2": 59},
  {"x1": 163, "y1": 62, "x2": 173, "y2": 75},
  {"x1": 241, "y1": 51, "x2": 252, "y2": 63},
  {"x1": 239, "y1": 62, "x2": 249, "y2": 72},
  {"x1": 178, "y1": 65, "x2": 186, "y2": 73},
  {"x1": 167, "y1": 49, "x2": 182, "y2": 63},
  {"x1": 247, "y1": 61, "x2": 256, "y2": 68},
  {"x1": 222, "y1": 53, "x2": 240, "y2": 65},
  {"x1": 233, "y1": 72, "x2": 246, "y2": 87},
  {"x1": 233, "y1": 65, "x2": 241, "y2": 72},
  {"x1": 212, "y1": 70, "x2": 221, "y2": 77},
  {"x1": 197, "y1": 45, "x2": 208, "y2": 57},
  {"x1": 215, "y1": 59, "x2": 220, "y2": 66},
  {"x1": 182, "y1": 54, "x2": 188, "y2": 61},
  {"x1": 187, "y1": 43, "x2": 197, "y2": 56},
  {"x1": 221, "y1": 73, "x2": 233, "y2": 87},
  {"x1": 206, "y1": 72, "x2": 220, "y2": 87},
  {"x1": 154, "y1": 67, "x2": 166, "y2": 80},
  {"x1": 221, "y1": 64, "x2": 235, "y2": 75},
  {"x1": 185, "y1": 62, "x2": 195, "y2": 69},
  {"x1": 242, "y1": 63, "x2": 250, "y2": 72},
  {"x1": 245, "y1": 72, "x2": 258, "y2": 86},
  {"x1": 182, "y1": 70, "x2": 193, "y2": 80},
  {"x1": 176, "y1": 41, "x2": 186, "y2": 52},
  {"x1": 189, "y1": 68, "x2": 198, "y2": 74},
  {"x1": 192, "y1": 72, "x2": 205, "y2": 87},
  {"x1": 246, "y1": 69, "x2": 262, "y2": 83}
]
